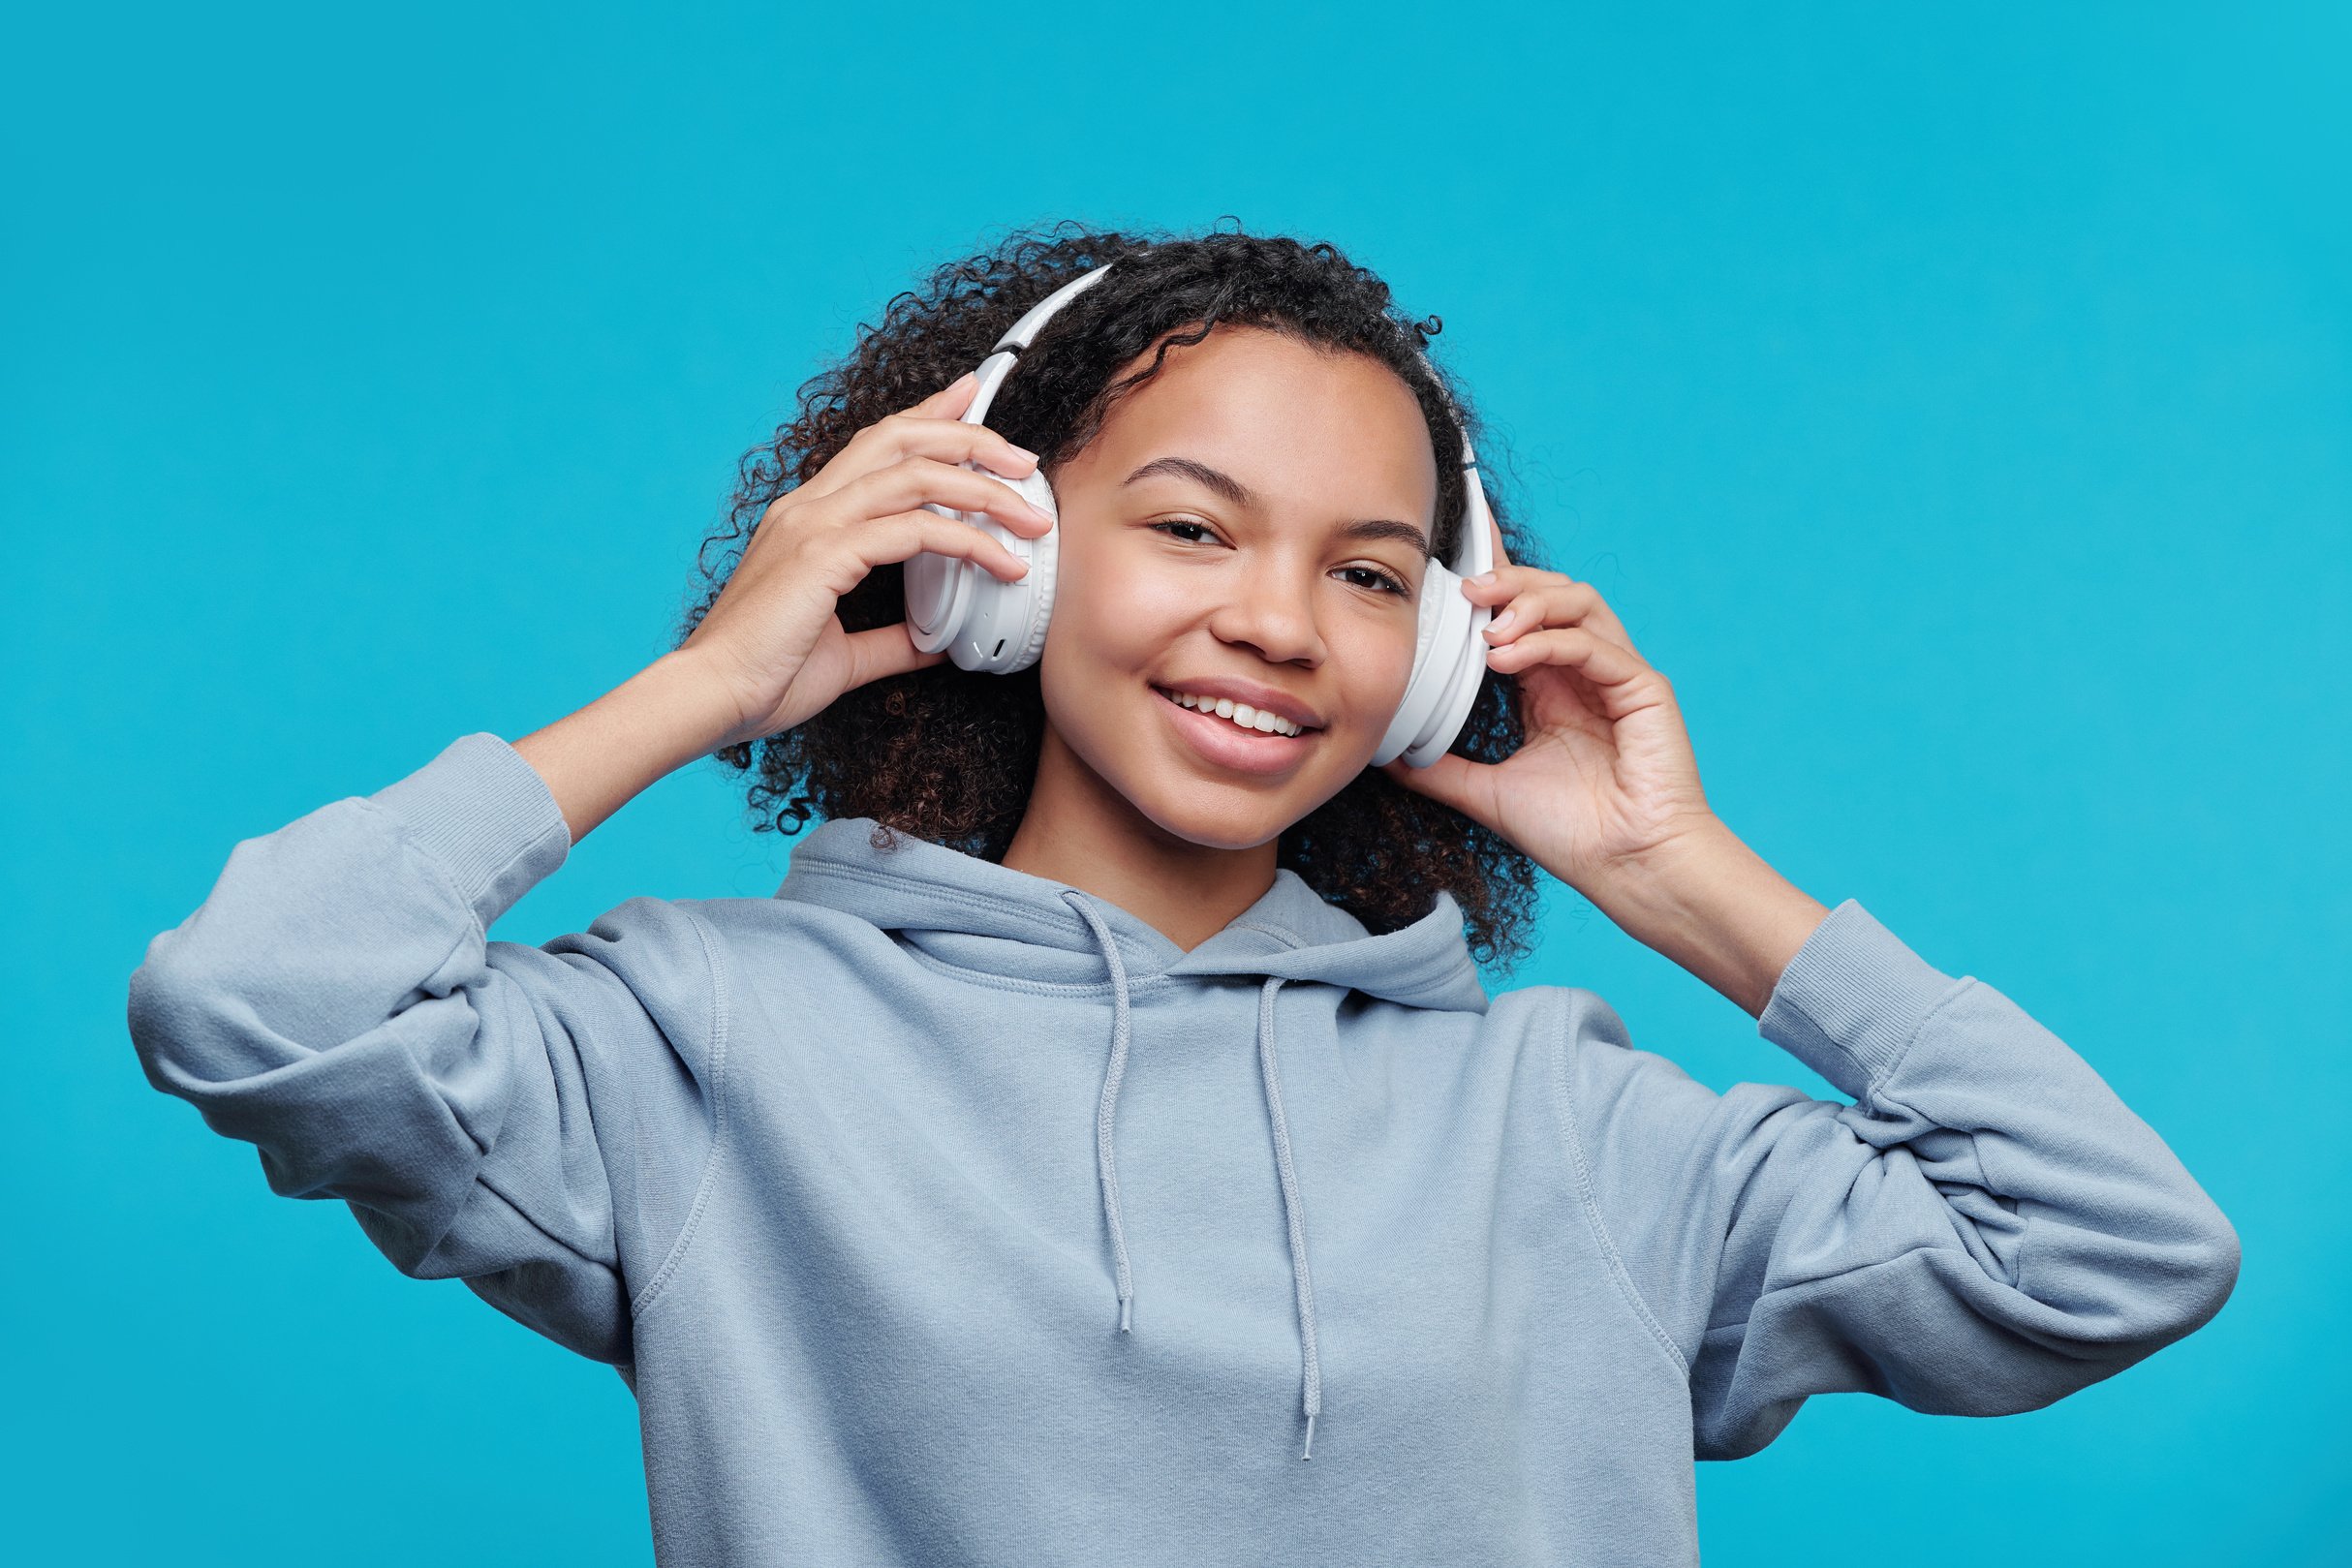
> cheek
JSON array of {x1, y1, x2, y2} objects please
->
[
  {"x1": 1326, "y1": 616, "x2": 1421, "y2": 721},
  {"x1": 1044, "y1": 551, "x2": 1191, "y2": 674}
]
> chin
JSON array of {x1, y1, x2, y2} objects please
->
[
  {"x1": 1126, "y1": 758, "x2": 1373, "y2": 853},
  {"x1": 1129, "y1": 785, "x2": 1295, "y2": 853}
]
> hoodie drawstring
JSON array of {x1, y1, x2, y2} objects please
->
[
  {"x1": 1061, "y1": 891, "x2": 1137, "y2": 1334},
  {"x1": 1060, "y1": 890, "x2": 1326, "y2": 1460},
  {"x1": 1255, "y1": 972, "x2": 1322, "y2": 1460}
]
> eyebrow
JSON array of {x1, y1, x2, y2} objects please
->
[{"x1": 1122, "y1": 455, "x2": 1432, "y2": 555}]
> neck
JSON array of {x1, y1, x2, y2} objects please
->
[{"x1": 1001, "y1": 725, "x2": 1279, "y2": 953}]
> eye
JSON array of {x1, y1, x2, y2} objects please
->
[
  {"x1": 1151, "y1": 518, "x2": 1410, "y2": 599},
  {"x1": 1150, "y1": 518, "x2": 1222, "y2": 545},
  {"x1": 1339, "y1": 564, "x2": 1411, "y2": 597}
]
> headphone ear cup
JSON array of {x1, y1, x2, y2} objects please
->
[
  {"x1": 995, "y1": 470, "x2": 1059, "y2": 672},
  {"x1": 1375, "y1": 557, "x2": 1487, "y2": 767},
  {"x1": 907, "y1": 466, "x2": 1060, "y2": 673},
  {"x1": 1374, "y1": 560, "x2": 1455, "y2": 766},
  {"x1": 905, "y1": 502, "x2": 976, "y2": 658}
]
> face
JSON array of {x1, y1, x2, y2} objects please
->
[{"x1": 1037, "y1": 324, "x2": 1439, "y2": 851}]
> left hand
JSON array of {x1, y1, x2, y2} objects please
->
[{"x1": 1382, "y1": 512, "x2": 1720, "y2": 896}]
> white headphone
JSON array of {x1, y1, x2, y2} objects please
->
[{"x1": 903, "y1": 262, "x2": 1497, "y2": 769}]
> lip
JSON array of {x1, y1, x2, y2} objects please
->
[
  {"x1": 1152, "y1": 686, "x2": 1319, "y2": 776},
  {"x1": 1150, "y1": 677, "x2": 1324, "y2": 731}
]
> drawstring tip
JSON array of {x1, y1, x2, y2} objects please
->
[
  {"x1": 1118, "y1": 1296, "x2": 1132, "y2": 1334},
  {"x1": 1301, "y1": 1411, "x2": 1315, "y2": 1460}
]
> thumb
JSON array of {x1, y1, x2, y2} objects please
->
[
  {"x1": 844, "y1": 622, "x2": 950, "y2": 690},
  {"x1": 1381, "y1": 751, "x2": 1502, "y2": 831}
]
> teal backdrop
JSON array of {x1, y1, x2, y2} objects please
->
[{"x1": 6, "y1": 2, "x2": 2343, "y2": 1562}]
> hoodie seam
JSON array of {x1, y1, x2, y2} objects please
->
[
  {"x1": 358, "y1": 793, "x2": 553, "y2": 938},
  {"x1": 788, "y1": 863, "x2": 1185, "y2": 976},
  {"x1": 782, "y1": 859, "x2": 1486, "y2": 999},
  {"x1": 361, "y1": 796, "x2": 494, "y2": 951},
  {"x1": 626, "y1": 903, "x2": 733, "y2": 1324},
  {"x1": 1546, "y1": 990, "x2": 1690, "y2": 1382},
  {"x1": 899, "y1": 943, "x2": 1180, "y2": 998},
  {"x1": 787, "y1": 864, "x2": 1396, "y2": 968},
  {"x1": 1225, "y1": 919, "x2": 1311, "y2": 947},
  {"x1": 1783, "y1": 973, "x2": 1976, "y2": 1116},
  {"x1": 785, "y1": 863, "x2": 1117, "y2": 943},
  {"x1": 1230, "y1": 916, "x2": 1484, "y2": 988}
]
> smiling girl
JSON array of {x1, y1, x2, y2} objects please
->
[{"x1": 129, "y1": 224, "x2": 2239, "y2": 1567}]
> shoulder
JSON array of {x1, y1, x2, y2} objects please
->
[
  {"x1": 1476, "y1": 979, "x2": 1636, "y2": 1051},
  {"x1": 1478, "y1": 980, "x2": 1725, "y2": 1122},
  {"x1": 673, "y1": 891, "x2": 902, "y2": 956}
]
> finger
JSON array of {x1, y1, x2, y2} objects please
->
[
  {"x1": 813, "y1": 405, "x2": 1039, "y2": 499},
  {"x1": 1460, "y1": 563, "x2": 1547, "y2": 603},
  {"x1": 855, "y1": 507, "x2": 1034, "y2": 584},
  {"x1": 798, "y1": 373, "x2": 1006, "y2": 504},
  {"x1": 1465, "y1": 569, "x2": 1637, "y2": 654},
  {"x1": 864, "y1": 407, "x2": 1040, "y2": 482},
  {"x1": 1484, "y1": 626, "x2": 1659, "y2": 701},
  {"x1": 1480, "y1": 579, "x2": 1635, "y2": 651},
  {"x1": 841, "y1": 621, "x2": 951, "y2": 691},
  {"x1": 846, "y1": 458, "x2": 1056, "y2": 537}
]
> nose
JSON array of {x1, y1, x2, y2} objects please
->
[{"x1": 1207, "y1": 556, "x2": 1327, "y2": 666}]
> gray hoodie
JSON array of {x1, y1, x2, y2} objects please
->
[{"x1": 127, "y1": 731, "x2": 2240, "y2": 1566}]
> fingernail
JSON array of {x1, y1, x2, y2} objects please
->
[
  {"x1": 1486, "y1": 609, "x2": 1517, "y2": 634},
  {"x1": 952, "y1": 371, "x2": 977, "y2": 389},
  {"x1": 1009, "y1": 444, "x2": 1038, "y2": 465},
  {"x1": 1470, "y1": 570, "x2": 1497, "y2": 586}
]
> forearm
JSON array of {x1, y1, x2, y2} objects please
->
[
  {"x1": 511, "y1": 651, "x2": 741, "y2": 844},
  {"x1": 1580, "y1": 820, "x2": 1831, "y2": 1017}
]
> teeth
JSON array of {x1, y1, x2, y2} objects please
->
[{"x1": 1164, "y1": 689, "x2": 1304, "y2": 737}]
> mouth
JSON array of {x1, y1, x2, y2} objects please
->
[
  {"x1": 1150, "y1": 685, "x2": 1320, "y2": 776},
  {"x1": 1151, "y1": 685, "x2": 1317, "y2": 737}
]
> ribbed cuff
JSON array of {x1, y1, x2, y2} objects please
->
[
  {"x1": 366, "y1": 732, "x2": 573, "y2": 930},
  {"x1": 1756, "y1": 899, "x2": 1973, "y2": 1102}
]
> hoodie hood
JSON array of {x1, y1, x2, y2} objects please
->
[
  {"x1": 771, "y1": 816, "x2": 1491, "y2": 1010},
  {"x1": 773, "y1": 815, "x2": 1490, "y2": 1459}
]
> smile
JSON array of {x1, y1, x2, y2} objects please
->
[
  {"x1": 1150, "y1": 685, "x2": 1322, "y2": 778},
  {"x1": 1151, "y1": 686, "x2": 1309, "y2": 738}
]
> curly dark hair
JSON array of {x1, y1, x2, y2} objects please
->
[{"x1": 673, "y1": 219, "x2": 1551, "y2": 974}]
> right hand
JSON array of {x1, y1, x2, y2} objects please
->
[{"x1": 677, "y1": 371, "x2": 1055, "y2": 751}]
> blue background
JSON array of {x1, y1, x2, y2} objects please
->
[{"x1": 7, "y1": 2, "x2": 2344, "y2": 1561}]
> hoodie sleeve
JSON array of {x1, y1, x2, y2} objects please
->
[
  {"x1": 126, "y1": 732, "x2": 727, "y2": 1367},
  {"x1": 1553, "y1": 899, "x2": 2240, "y2": 1460}
]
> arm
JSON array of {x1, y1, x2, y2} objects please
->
[
  {"x1": 127, "y1": 370, "x2": 1060, "y2": 1359},
  {"x1": 1388, "y1": 551, "x2": 2237, "y2": 1448},
  {"x1": 511, "y1": 649, "x2": 745, "y2": 844},
  {"x1": 1557, "y1": 902, "x2": 2241, "y2": 1456},
  {"x1": 126, "y1": 727, "x2": 727, "y2": 1363},
  {"x1": 1578, "y1": 818, "x2": 1827, "y2": 1018}
]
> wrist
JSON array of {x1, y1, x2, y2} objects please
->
[
  {"x1": 1580, "y1": 818, "x2": 1830, "y2": 1018},
  {"x1": 1581, "y1": 815, "x2": 1739, "y2": 910},
  {"x1": 640, "y1": 648, "x2": 760, "y2": 757},
  {"x1": 511, "y1": 652, "x2": 741, "y2": 845}
]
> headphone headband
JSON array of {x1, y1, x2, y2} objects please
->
[
  {"x1": 911, "y1": 258, "x2": 1496, "y2": 768},
  {"x1": 960, "y1": 263, "x2": 1494, "y2": 588}
]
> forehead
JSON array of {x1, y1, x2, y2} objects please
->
[{"x1": 1080, "y1": 325, "x2": 1439, "y2": 521}]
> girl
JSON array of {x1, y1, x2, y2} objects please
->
[{"x1": 129, "y1": 225, "x2": 2239, "y2": 1567}]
